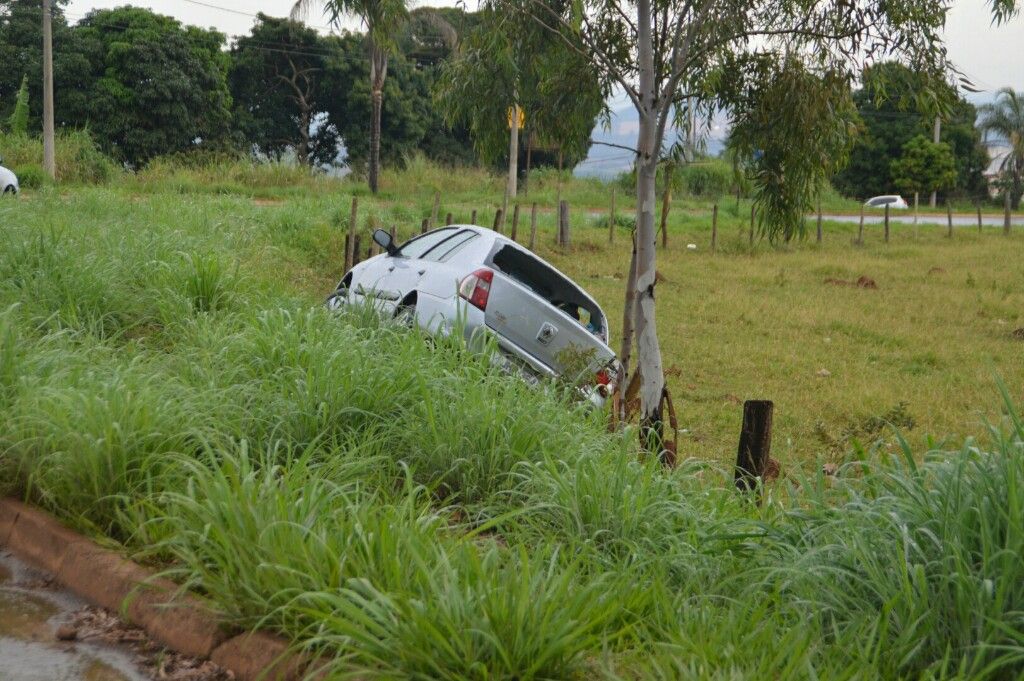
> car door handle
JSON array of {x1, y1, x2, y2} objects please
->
[
  {"x1": 387, "y1": 265, "x2": 395, "y2": 272},
  {"x1": 417, "y1": 269, "x2": 425, "y2": 275}
]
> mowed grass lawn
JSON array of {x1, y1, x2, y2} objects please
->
[{"x1": 17, "y1": 178, "x2": 1021, "y2": 467}]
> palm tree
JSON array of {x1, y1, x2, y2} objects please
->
[
  {"x1": 293, "y1": 0, "x2": 408, "y2": 193},
  {"x1": 978, "y1": 88, "x2": 1024, "y2": 213}
]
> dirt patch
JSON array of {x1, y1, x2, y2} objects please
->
[
  {"x1": 1012, "y1": 328, "x2": 1024, "y2": 341},
  {"x1": 252, "y1": 198, "x2": 284, "y2": 207},
  {"x1": 70, "y1": 607, "x2": 231, "y2": 681},
  {"x1": 824, "y1": 275, "x2": 877, "y2": 289},
  {"x1": 928, "y1": 266, "x2": 947, "y2": 275}
]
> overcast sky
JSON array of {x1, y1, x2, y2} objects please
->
[{"x1": 65, "y1": 0, "x2": 1024, "y2": 97}]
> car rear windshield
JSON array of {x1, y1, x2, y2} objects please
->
[{"x1": 488, "y1": 244, "x2": 604, "y2": 333}]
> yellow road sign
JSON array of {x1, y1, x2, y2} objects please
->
[{"x1": 507, "y1": 107, "x2": 525, "y2": 130}]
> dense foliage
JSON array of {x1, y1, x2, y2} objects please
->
[{"x1": 833, "y1": 62, "x2": 988, "y2": 201}]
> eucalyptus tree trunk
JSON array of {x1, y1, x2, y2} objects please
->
[
  {"x1": 631, "y1": 0, "x2": 666, "y2": 447},
  {"x1": 368, "y1": 43, "x2": 388, "y2": 194}
]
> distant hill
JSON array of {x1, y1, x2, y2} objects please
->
[{"x1": 574, "y1": 106, "x2": 729, "y2": 179}]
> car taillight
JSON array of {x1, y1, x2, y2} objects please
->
[
  {"x1": 458, "y1": 268, "x2": 494, "y2": 311},
  {"x1": 595, "y1": 369, "x2": 612, "y2": 386}
]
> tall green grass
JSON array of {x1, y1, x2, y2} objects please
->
[{"x1": 0, "y1": 185, "x2": 1021, "y2": 679}]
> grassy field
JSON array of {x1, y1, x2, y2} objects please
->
[{"x1": 1, "y1": 160, "x2": 1023, "y2": 679}]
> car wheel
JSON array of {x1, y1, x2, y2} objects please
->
[
  {"x1": 2, "y1": 185, "x2": 15, "y2": 196},
  {"x1": 325, "y1": 290, "x2": 347, "y2": 311},
  {"x1": 394, "y1": 299, "x2": 417, "y2": 328}
]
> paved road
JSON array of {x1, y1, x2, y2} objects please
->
[
  {"x1": 820, "y1": 213, "x2": 1023, "y2": 227},
  {"x1": 0, "y1": 551, "x2": 147, "y2": 681}
]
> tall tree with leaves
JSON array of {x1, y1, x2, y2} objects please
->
[
  {"x1": 500, "y1": 0, "x2": 1019, "y2": 450},
  {"x1": 436, "y1": 7, "x2": 604, "y2": 178},
  {"x1": 229, "y1": 14, "x2": 339, "y2": 166},
  {"x1": 979, "y1": 88, "x2": 1024, "y2": 210},
  {"x1": 292, "y1": 0, "x2": 408, "y2": 193},
  {"x1": 890, "y1": 135, "x2": 958, "y2": 200}
]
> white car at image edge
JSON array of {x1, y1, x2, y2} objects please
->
[
  {"x1": 864, "y1": 195, "x2": 908, "y2": 209},
  {"x1": 0, "y1": 162, "x2": 18, "y2": 195}
]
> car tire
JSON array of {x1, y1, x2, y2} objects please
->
[
  {"x1": 393, "y1": 299, "x2": 417, "y2": 328},
  {"x1": 2, "y1": 185, "x2": 15, "y2": 196}
]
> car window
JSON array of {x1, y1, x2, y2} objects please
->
[
  {"x1": 397, "y1": 228, "x2": 458, "y2": 259},
  {"x1": 422, "y1": 230, "x2": 478, "y2": 262}
]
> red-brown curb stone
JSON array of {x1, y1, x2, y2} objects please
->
[
  {"x1": 5, "y1": 497, "x2": 88, "y2": 574},
  {"x1": 0, "y1": 498, "x2": 298, "y2": 678},
  {"x1": 0, "y1": 498, "x2": 18, "y2": 544},
  {"x1": 211, "y1": 631, "x2": 308, "y2": 681}
]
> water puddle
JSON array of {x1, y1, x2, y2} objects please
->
[{"x1": 0, "y1": 551, "x2": 150, "y2": 681}]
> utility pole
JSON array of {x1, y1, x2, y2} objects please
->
[
  {"x1": 929, "y1": 116, "x2": 940, "y2": 208},
  {"x1": 503, "y1": 104, "x2": 521, "y2": 228},
  {"x1": 41, "y1": 0, "x2": 56, "y2": 179}
]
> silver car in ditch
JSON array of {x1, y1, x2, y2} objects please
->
[{"x1": 327, "y1": 225, "x2": 618, "y2": 403}]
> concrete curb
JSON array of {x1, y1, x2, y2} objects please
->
[{"x1": 0, "y1": 498, "x2": 311, "y2": 681}]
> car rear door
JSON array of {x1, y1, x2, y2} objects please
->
[{"x1": 482, "y1": 243, "x2": 613, "y2": 379}]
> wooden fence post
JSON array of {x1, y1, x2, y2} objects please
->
[
  {"x1": 711, "y1": 203, "x2": 718, "y2": 252},
  {"x1": 884, "y1": 203, "x2": 890, "y2": 243},
  {"x1": 445, "y1": 212, "x2": 453, "y2": 226},
  {"x1": 352, "y1": 234, "x2": 362, "y2": 266},
  {"x1": 1004, "y1": 189, "x2": 1011, "y2": 235},
  {"x1": 976, "y1": 201, "x2": 982, "y2": 233},
  {"x1": 390, "y1": 225, "x2": 396, "y2": 244},
  {"x1": 471, "y1": 209, "x2": 477, "y2": 225},
  {"x1": 660, "y1": 184, "x2": 671, "y2": 248},
  {"x1": 510, "y1": 203, "x2": 521, "y2": 242},
  {"x1": 735, "y1": 400, "x2": 774, "y2": 494},
  {"x1": 858, "y1": 202, "x2": 865, "y2": 245},
  {"x1": 529, "y1": 202, "x2": 538, "y2": 250},
  {"x1": 816, "y1": 199, "x2": 823, "y2": 244},
  {"x1": 345, "y1": 197, "x2": 358, "y2": 272},
  {"x1": 492, "y1": 209, "x2": 504, "y2": 233},
  {"x1": 559, "y1": 200, "x2": 570, "y2": 247},
  {"x1": 749, "y1": 203, "x2": 755, "y2": 246},
  {"x1": 430, "y1": 192, "x2": 440, "y2": 228},
  {"x1": 609, "y1": 188, "x2": 616, "y2": 244},
  {"x1": 420, "y1": 217, "x2": 429, "y2": 234},
  {"x1": 947, "y1": 203, "x2": 953, "y2": 238}
]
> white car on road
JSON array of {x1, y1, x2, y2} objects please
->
[
  {"x1": 327, "y1": 225, "x2": 619, "y2": 403},
  {"x1": 864, "y1": 195, "x2": 908, "y2": 209}
]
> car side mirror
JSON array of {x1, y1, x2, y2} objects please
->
[{"x1": 372, "y1": 228, "x2": 397, "y2": 256}]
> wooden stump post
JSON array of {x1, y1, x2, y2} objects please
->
[
  {"x1": 858, "y1": 202, "x2": 865, "y2": 245},
  {"x1": 816, "y1": 199, "x2": 823, "y2": 244},
  {"x1": 430, "y1": 192, "x2": 440, "y2": 228},
  {"x1": 510, "y1": 203, "x2": 521, "y2": 242},
  {"x1": 609, "y1": 188, "x2": 616, "y2": 243},
  {"x1": 711, "y1": 203, "x2": 718, "y2": 252},
  {"x1": 529, "y1": 202, "x2": 538, "y2": 250},
  {"x1": 352, "y1": 234, "x2": 362, "y2": 266},
  {"x1": 445, "y1": 212, "x2": 453, "y2": 226},
  {"x1": 735, "y1": 400, "x2": 774, "y2": 494},
  {"x1": 884, "y1": 203, "x2": 890, "y2": 243},
  {"x1": 345, "y1": 197, "x2": 358, "y2": 272},
  {"x1": 947, "y1": 203, "x2": 953, "y2": 238},
  {"x1": 558, "y1": 200, "x2": 570, "y2": 247},
  {"x1": 660, "y1": 184, "x2": 671, "y2": 249},
  {"x1": 493, "y1": 209, "x2": 504, "y2": 233},
  {"x1": 420, "y1": 218, "x2": 429, "y2": 234}
]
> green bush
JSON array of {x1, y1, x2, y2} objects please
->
[
  {"x1": 0, "y1": 131, "x2": 117, "y2": 184},
  {"x1": 677, "y1": 159, "x2": 734, "y2": 197},
  {"x1": 13, "y1": 163, "x2": 47, "y2": 189}
]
